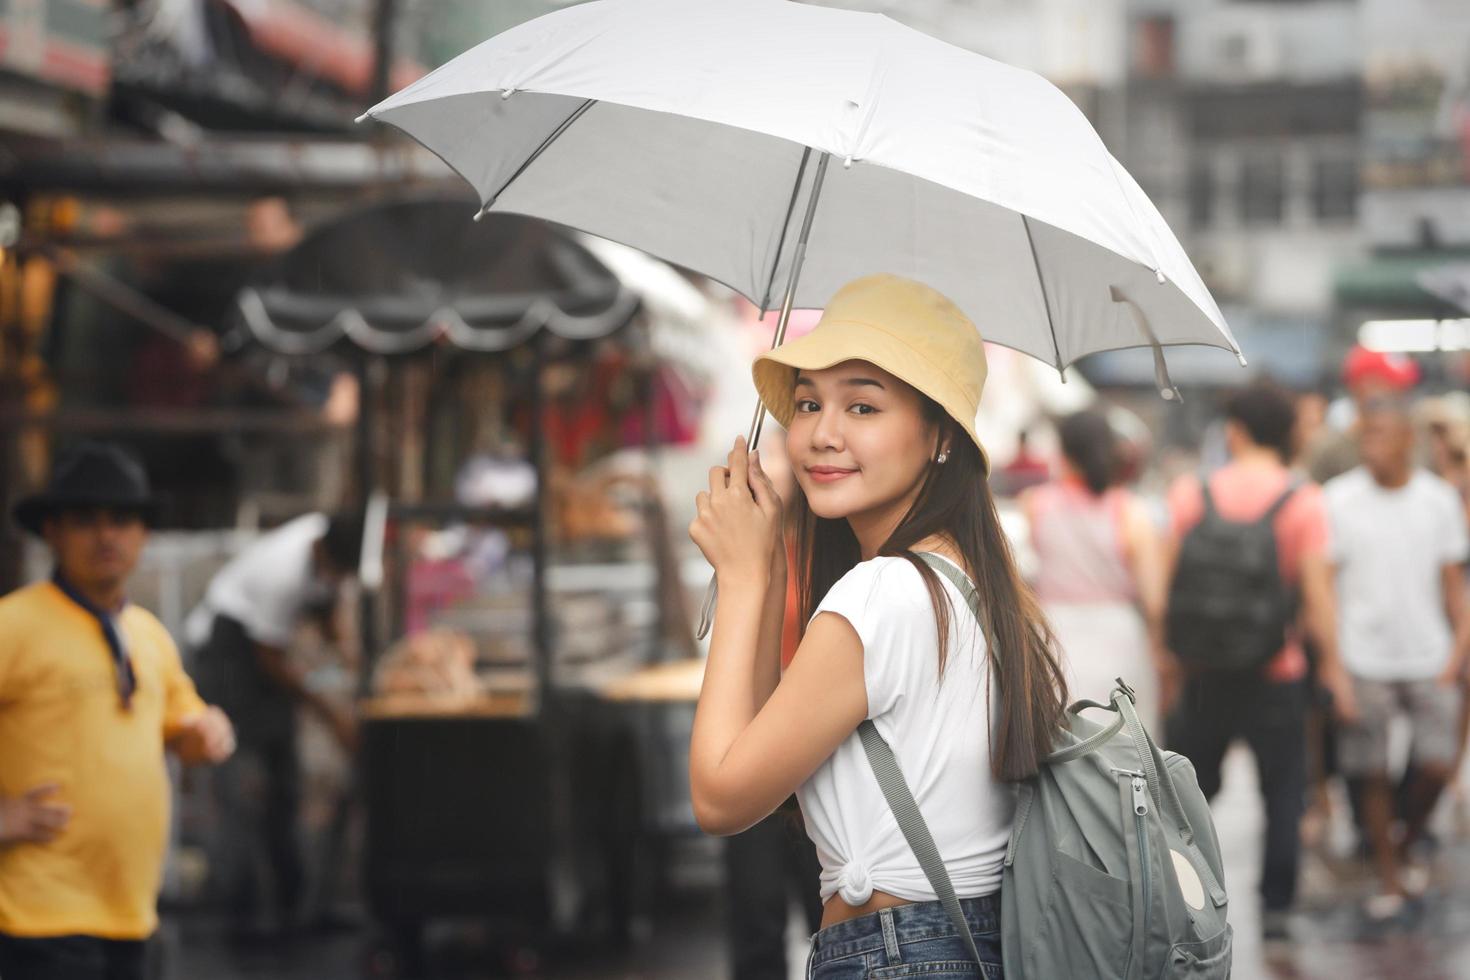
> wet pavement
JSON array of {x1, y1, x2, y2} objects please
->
[{"x1": 166, "y1": 749, "x2": 1470, "y2": 979}]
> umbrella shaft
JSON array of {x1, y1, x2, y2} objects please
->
[
  {"x1": 701, "y1": 152, "x2": 831, "y2": 642},
  {"x1": 748, "y1": 151, "x2": 830, "y2": 450}
]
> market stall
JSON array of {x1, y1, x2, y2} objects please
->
[{"x1": 234, "y1": 196, "x2": 709, "y2": 967}]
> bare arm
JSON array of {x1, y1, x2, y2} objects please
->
[
  {"x1": 689, "y1": 596, "x2": 867, "y2": 836},
  {"x1": 1124, "y1": 498, "x2": 1178, "y2": 707},
  {"x1": 1123, "y1": 498, "x2": 1168, "y2": 654},
  {"x1": 254, "y1": 642, "x2": 356, "y2": 748},
  {"x1": 687, "y1": 441, "x2": 866, "y2": 836},
  {"x1": 1299, "y1": 555, "x2": 1338, "y2": 665},
  {"x1": 1300, "y1": 554, "x2": 1357, "y2": 720},
  {"x1": 748, "y1": 551, "x2": 789, "y2": 716},
  {"x1": 1440, "y1": 563, "x2": 1470, "y2": 684}
]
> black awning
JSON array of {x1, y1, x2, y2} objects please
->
[{"x1": 232, "y1": 198, "x2": 640, "y2": 355}]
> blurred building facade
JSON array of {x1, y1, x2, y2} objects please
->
[{"x1": 816, "y1": 0, "x2": 1468, "y2": 394}]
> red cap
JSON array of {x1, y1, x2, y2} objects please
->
[{"x1": 1342, "y1": 345, "x2": 1421, "y2": 392}]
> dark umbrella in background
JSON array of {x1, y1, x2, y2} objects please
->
[{"x1": 232, "y1": 197, "x2": 638, "y2": 357}]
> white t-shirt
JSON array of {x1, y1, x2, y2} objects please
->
[
  {"x1": 796, "y1": 555, "x2": 1013, "y2": 906},
  {"x1": 190, "y1": 514, "x2": 331, "y2": 649},
  {"x1": 1326, "y1": 468, "x2": 1469, "y2": 680}
]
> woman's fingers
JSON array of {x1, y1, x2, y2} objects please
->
[
  {"x1": 728, "y1": 436, "x2": 749, "y2": 490},
  {"x1": 749, "y1": 449, "x2": 775, "y2": 489},
  {"x1": 747, "y1": 452, "x2": 780, "y2": 512},
  {"x1": 708, "y1": 465, "x2": 729, "y2": 495},
  {"x1": 748, "y1": 473, "x2": 778, "y2": 518},
  {"x1": 695, "y1": 491, "x2": 710, "y2": 514}
]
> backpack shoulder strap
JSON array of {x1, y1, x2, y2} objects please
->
[
  {"x1": 857, "y1": 721, "x2": 985, "y2": 967},
  {"x1": 1259, "y1": 478, "x2": 1303, "y2": 526},
  {"x1": 917, "y1": 552, "x2": 981, "y2": 620},
  {"x1": 849, "y1": 550, "x2": 987, "y2": 966},
  {"x1": 1198, "y1": 472, "x2": 1218, "y2": 517}
]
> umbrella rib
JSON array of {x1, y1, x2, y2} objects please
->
[
  {"x1": 1021, "y1": 214, "x2": 1065, "y2": 380},
  {"x1": 757, "y1": 145, "x2": 814, "y2": 315},
  {"x1": 477, "y1": 98, "x2": 598, "y2": 217}
]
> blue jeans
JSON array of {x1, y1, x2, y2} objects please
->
[{"x1": 806, "y1": 895, "x2": 1003, "y2": 979}]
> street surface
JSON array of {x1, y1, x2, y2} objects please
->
[{"x1": 172, "y1": 749, "x2": 1470, "y2": 979}]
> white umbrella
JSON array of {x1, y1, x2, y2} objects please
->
[{"x1": 359, "y1": 0, "x2": 1243, "y2": 633}]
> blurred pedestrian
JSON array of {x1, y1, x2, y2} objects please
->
[
  {"x1": 0, "y1": 442, "x2": 235, "y2": 980},
  {"x1": 1325, "y1": 404, "x2": 1470, "y2": 919},
  {"x1": 689, "y1": 275, "x2": 1069, "y2": 976},
  {"x1": 1305, "y1": 346, "x2": 1421, "y2": 484},
  {"x1": 1163, "y1": 381, "x2": 1356, "y2": 939},
  {"x1": 1300, "y1": 354, "x2": 1426, "y2": 854},
  {"x1": 186, "y1": 511, "x2": 362, "y2": 940},
  {"x1": 1023, "y1": 410, "x2": 1171, "y2": 728},
  {"x1": 1418, "y1": 401, "x2": 1470, "y2": 793},
  {"x1": 996, "y1": 428, "x2": 1050, "y2": 496},
  {"x1": 1418, "y1": 394, "x2": 1470, "y2": 522}
]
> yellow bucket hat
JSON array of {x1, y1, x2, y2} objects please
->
[{"x1": 752, "y1": 274, "x2": 990, "y2": 473}]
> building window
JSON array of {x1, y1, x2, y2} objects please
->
[
  {"x1": 1134, "y1": 16, "x2": 1175, "y2": 78},
  {"x1": 1239, "y1": 153, "x2": 1285, "y2": 225},
  {"x1": 1188, "y1": 161, "x2": 1215, "y2": 229},
  {"x1": 1312, "y1": 157, "x2": 1358, "y2": 221}
]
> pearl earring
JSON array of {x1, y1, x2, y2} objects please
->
[{"x1": 936, "y1": 451, "x2": 949, "y2": 464}]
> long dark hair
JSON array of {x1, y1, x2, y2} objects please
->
[
  {"x1": 793, "y1": 394, "x2": 1068, "y2": 781},
  {"x1": 1059, "y1": 410, "x2": 1119, "y2": 496}
]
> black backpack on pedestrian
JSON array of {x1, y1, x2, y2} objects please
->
[{"x1": 1165, "y1": 477, "x2": 1300, "y2": 672}]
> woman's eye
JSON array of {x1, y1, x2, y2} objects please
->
[
  {"x1": 795, "y1": 399, "x2": 819, "y2": 413},
  {"x1": 850, "y1": 403, "x2": 876, "y2": 416}
]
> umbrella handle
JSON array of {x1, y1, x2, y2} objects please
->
[
  {"x1": 696, "y1": 575, "x2": 720, "y2": 644},
  {"x1": 695, "y1": 152, "x2": 831, "y2": 642},
  {"x1": 696, "y1": 376, "x2": 782, "y2": 637}
]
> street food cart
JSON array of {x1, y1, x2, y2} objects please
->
[{"x1": 235, "y1": 196, "x2": 708, "y2": 970}]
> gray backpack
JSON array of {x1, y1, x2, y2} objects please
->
[{"x1": 860, "y1": 554, "x2": 1232, "y2": 979}]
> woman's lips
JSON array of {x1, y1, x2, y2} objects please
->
[{"x1": 807, "y1": 466, "x2": 857, "y2": 484}]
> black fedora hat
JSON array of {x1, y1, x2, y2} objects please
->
[{"x1": 11, "y1": 442, "x2": 158, "y2": 536}]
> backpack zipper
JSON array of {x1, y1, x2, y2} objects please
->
[
  {"x1": 1113, "y1": 770, "x2": 1151, "y2": 980},
  {"x1": 1132, "y1": 776, "x2": 1151, "y2": 980}
]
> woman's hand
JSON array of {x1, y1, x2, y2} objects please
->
[{"x1": 690, "y1": 437, "x2": 783, "y2": 587}]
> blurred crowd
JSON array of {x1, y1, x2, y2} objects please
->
[
  {"x1": 1021, "y1": 346, "x2": 1470, "y2": 940},
  {"x1": 5, "y1": 339, "x2": 1469, "y2": 979}
]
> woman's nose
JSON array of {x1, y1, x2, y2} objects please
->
[{"x1": 809, "y1": 409, "x2": 844, "y2": 450}]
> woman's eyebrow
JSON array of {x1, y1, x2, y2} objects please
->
[{"x1": 793, "y1": 375, "x2": 886, "y2": 390}]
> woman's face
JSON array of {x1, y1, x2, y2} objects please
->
[{"x1": 785, "y1": 360, "x2": 941, "y2": 525}]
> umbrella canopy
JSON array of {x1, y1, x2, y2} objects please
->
[
  {"x1": 234, "y1": 198, "x2": 640, "y2": 356},
  {"x1": 361, "y1": 0, "x2": 1241, "y2": 382}
]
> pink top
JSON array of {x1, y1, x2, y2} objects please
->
[
  {"x1": 1027, "y1": 478, "x2": 1137, "y2": 604},
  {"x1": 1166, "y1": 463, "x2": 1330, "y2": 683}
]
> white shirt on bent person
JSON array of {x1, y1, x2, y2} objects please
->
[
  {"x1": 796, "y1": 554, "x2": 1012, "y2": 907},
  {"x1": 187, "y1": 513, "x2": 331, "y2": 649},
  {"x1": 1325, "y1": 468, "x2": 1469, "y2": 682}
]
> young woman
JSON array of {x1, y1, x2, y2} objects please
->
[
  {"x1": 687, "y1": 274, "x2": 1068, "y2": 978},
  {"x1": 1022, "y1": 410, "x2": 1172, "y2": 729}
]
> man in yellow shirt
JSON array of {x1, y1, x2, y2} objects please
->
[{"x1": 0, "y1": 442, "x2": 235, "y2": 980}]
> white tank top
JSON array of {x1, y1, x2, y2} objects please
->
[{"x1": 796, "y1": 555, "x2": 1013, "y2": 906}]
